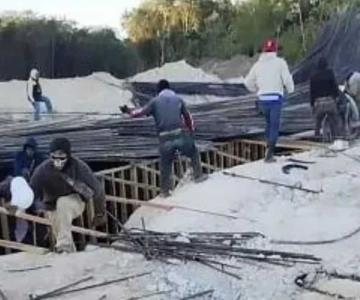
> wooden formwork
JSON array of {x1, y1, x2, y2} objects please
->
[{"x1": 0, "y1": 138, "x2": 308, "y2": 254}]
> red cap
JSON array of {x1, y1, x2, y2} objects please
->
[{"x1": 262, "y1": 38, "x2": 278, "y2": 52}]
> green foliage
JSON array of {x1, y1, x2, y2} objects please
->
[
  {"x1": 0, "y1": 12, "x2": 139, "y2": 80},
  {"x1": 2, "y1": 0, "x2": 359, "y2": 80},
  {"x1": 124, "y1": 0, "x2": 360, "y2": 67}
]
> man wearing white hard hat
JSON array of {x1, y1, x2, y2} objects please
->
[{"x1": 0, "y1": 176, "x2": 34, "y2": 242}]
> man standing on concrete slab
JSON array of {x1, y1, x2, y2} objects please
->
[
  {"x1": 120, "y1": 79, "x2": 205, "y2": 197},
  {"x1": 245, "y1": 38, "x2": 294, "y2": 162},
  {"x1": 310, "y1": 57, "x2": 340, "y2": 139},
  {"x1": 30, "y1": 137, "x2": 105, "y2": 253}
]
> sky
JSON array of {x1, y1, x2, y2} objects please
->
[{"x1": 0, "y1": 0, "x2": 144, "y2": 35}]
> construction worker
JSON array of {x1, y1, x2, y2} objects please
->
[
  {"x1": 27, "y1": 68, "x2": 53, "y2": 121},
  {"x1": 14, "y1": 137, "x2": 44, "y2": 181},
  {"x1": 245, "y1": 38, "x2": 294, "y2": 162},
  {"x1": 344, "y1": 71, "x2": 360, "y2": 107},
  {"x1": 120, "y1": 79, "x2": 205, "y2": 197},
  {"x1": 310, "y1": 57, "x2": 340, "y2": 138},
  {"x1": 30, "y1": 137, "x2": 105, "y2": 253}
]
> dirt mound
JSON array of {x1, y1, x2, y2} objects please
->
[{"x1": 200, "y1": 54, "x2": 259, "y2": 81}]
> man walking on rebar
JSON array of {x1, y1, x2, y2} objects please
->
[
  {"x1": 30, "y1": 137, "x2": 105, "y2": 253},
  {"x1": 120, "y1": 79, "x2": 205, "y2": 197},
  {"x1": 310, "y1": 57, "x2": 340, "y2": 139},
  {"x1": 245, "y1": 38, "x2": 294, "y2": 162}
]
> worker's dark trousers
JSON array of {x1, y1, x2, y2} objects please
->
[
  {"x1": 159, "y1": 131, "x2": 202, "y2": 194},
  {"x1": 314, "y1": 97, "x2": 339, "y2": 137},
  {"x1": 259, "y1": 101, "x2": 282, "y2": 148}
]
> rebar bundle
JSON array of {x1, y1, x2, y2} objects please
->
[{"x1": 104, "y1": 225, "x2": 321, "y2": 280}]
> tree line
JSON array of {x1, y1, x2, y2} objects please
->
[
  {"x1": 124, "y1": 0, "x2": 360, "y2": 68},
  {"x1": 1, "y1": 1, "x2": 360, "y2": 81},
  {"x1": 0, "y1": 11, "x2": 140, "y2": 80}
]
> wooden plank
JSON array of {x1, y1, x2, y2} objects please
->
[
  {"x1": 228, "y1": 143, "x2": 234, "y2": 166},
  {"x1": 0, "y1": 239, "x2": 48, "y2": 254},
  {"x1": 0, "y1": 199, "x2": 11, "y2": 254},
  {"x1": 214, "y1": 149, "x2": 248, "y2": 164},
  {"x1": 33, "y1": 222, "x2": 37, "y2": 247},
  {"x1": 151, "y1": 163, "x2": 158, "y2": 198},
  {"x1": 99, "y1": 174, "x2": 160, "y2": 192},
  {"x1": 137, "y1": 164, "x2": 181, "y2": 183},
  {"x1": 130, "y1": 166, "x2": 139, "y2": 201},
  {"x1": 254, "y1": 143, "x2": 259, "y2": 160},
  {"x1": 0, "y1": 207, "x2": 107, "y2": 239},
  {"x1": 246, "y1": 143, "x2": 251, "y2": 161},
  {"x1": 119, "y1": 170, "x2": 128, "y2": 224},
  {"x1": 205, "y1": 151, "x2": 211, "y2": 174},
  {"x1": 201, "y1": 162, "x2": 219, "y2": 172},
  {"x1": 145, "y1": 168, "x2": 151, "y2": 201},
  {"x1": 106, "y1": 195, "x2": 237, "y2": 219},
  {"x1": 109, "y1": 173, "x2": 117, "y2": 233},
  {"x1": 239, "y1": 138, "x2": 314, "y2": 151},
  {"x1": 95, "y1": 164, "x2": 133, "y2": 176}
]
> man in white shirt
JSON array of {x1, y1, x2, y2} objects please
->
[{"x1": 245, "y1": 38, "x2": 294, "y2": 162}]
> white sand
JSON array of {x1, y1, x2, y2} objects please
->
[
  {"x1": 130, "y1": 60, "x2": 222, "y2": 83},
  {"x1": 0, "y1": 72, "x2": 133, "y2": 114}
]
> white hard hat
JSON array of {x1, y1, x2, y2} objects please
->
[
  {"x1": 10, "y1": 177, "x2": 34, "y2": 210},
  {"x1": 30, "y1": 68, "x2": 40, "y2": 80}
]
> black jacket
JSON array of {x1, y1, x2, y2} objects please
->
[
  {"x1": 310, "y1": 69, "x2": 339, "y2": 106},
  {"x1": 30, "y1": 156, "x2": 105, "y2": 214}
]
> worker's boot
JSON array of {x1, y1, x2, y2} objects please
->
[
  {"x1": 194, "y1": 174, "x2": 208, "y2": 183},
  {"x1": 159, "y1": 190, "x2": 171, "y2": 198},
  {"x1": 55, "y1": 243, "x2": 75, "y2": 254},
  {"x1": 264, "y1": 144, "x2": 276, "y2": 163}
]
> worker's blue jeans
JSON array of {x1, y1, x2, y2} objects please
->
[
  {"x1": 159, "y1": 131, "x2": 202, "y2": 194},
  {"x1": 34, "y1": 96, "x2": 53, "y2": 121},
  {"x1": 258, "y1": 101, "x2": 282, "y2": 147}
]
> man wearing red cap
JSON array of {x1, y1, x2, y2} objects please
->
[{"x1": 245, "y1": 38, "x2": 294, "y2": 162}]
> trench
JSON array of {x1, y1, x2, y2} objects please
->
[{"x1": 0, "y1": 138, "x2": 309, "y2": 254}]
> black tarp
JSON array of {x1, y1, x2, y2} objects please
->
[{"x1": 293, "y1": 9, "x2": 360, "y2": 84}]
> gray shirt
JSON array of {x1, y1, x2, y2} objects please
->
[{"x1": 132, "y1": 89, "x2": 193, "y2": 133}]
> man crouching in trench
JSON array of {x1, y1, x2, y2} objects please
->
[{"x1": 30, "y1": 137, "x2": 106, "y2": 253}]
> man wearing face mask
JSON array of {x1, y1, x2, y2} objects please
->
[{"x1": 30, "y1": 137, "x2": 105, "y2": 253}]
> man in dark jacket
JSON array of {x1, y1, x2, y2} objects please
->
[
  {"x1": 14, "y1": 137, "x2": 44, "y2": 181},
  {"x1": 30, "y1": 137, "x2": 105, "y2": 253},
  {"x1": 120, "y1": 79, "x2": 205, "y2": 197},
  {"x1": 310, "y1": 57, "x2": 340, "y2": 137}
]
